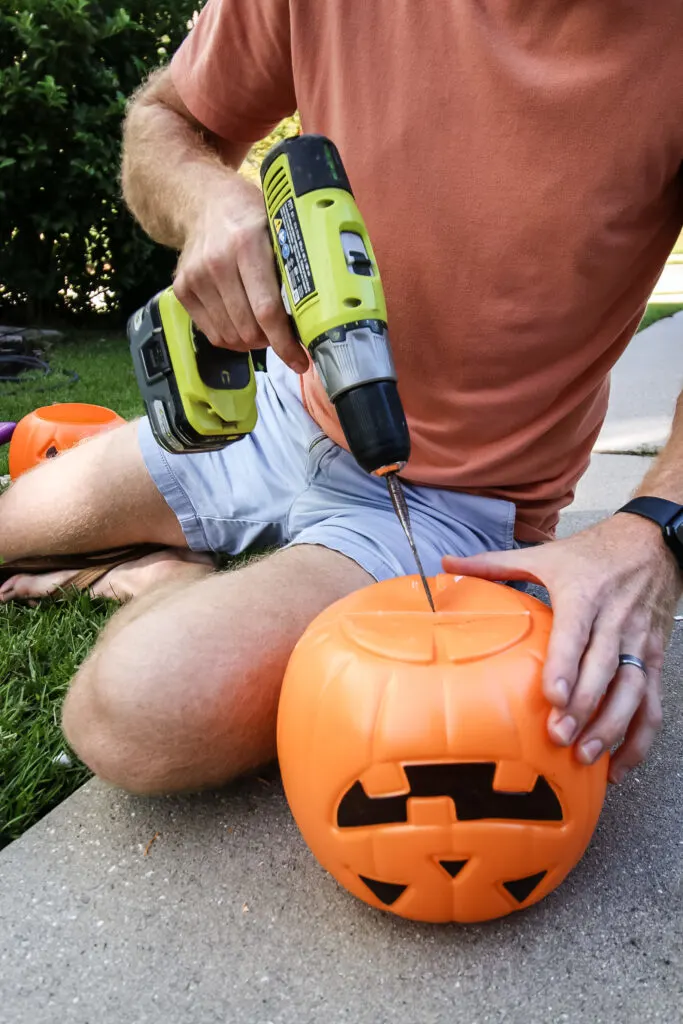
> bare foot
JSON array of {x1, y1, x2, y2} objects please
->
[{"x1": 0, "y1": 549, "x2": 215, "y2": 604}]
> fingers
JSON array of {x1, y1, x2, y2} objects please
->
[
  {"x1": 547, "y1": 609, "x2": 648, "y2": 750},
  {"x1": 442, "y1": 550, "x2": 543, "y2": 584},
  {"x1": 603, "y1": 635, "x2": 664, "y2": 782},
  {"x1": 541, "y1": 589, "x2": 596, "y2": 708},
  {"x1": 442, "y1": 548, "x2": 600, "y2": 711},
  {"x1": 178, "y1": 282, "x2": 241, "y2": 350},
  {"x1": 546, "y1": 629, "x2": 617, "y2": 748},
  {"x1": 443, "y1": 537, "x2": 667, "y2": 780},
  {"x1": 174, "y1": 253, "x2": 272, "y2": 357},
  {"x1": 214, "y1": 266, "x2": 269, "y2": 351},
  {"x1": 174, "y1": 198, "x2": 308, "y2": 374},
  {"x1": 569, "y1": 661, "x2": 648, "y2": 764},
  {"x1": 550, "y1": 628, "x2": 664, "y2": 782},
  {"x1": 239, "y1": 227, "x2": 308, "y2": 372},
  {"x1": 608, "y1": 672, "x2": 663, "y2": 783}
]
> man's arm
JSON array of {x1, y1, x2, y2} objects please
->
[
  {"x1": 444, "y1": 388, "x2": 683, "y2": 784},
  {"x1": 121, "y1": 69, "x2": 249, "y2": 248},
  {"x1": 121, "y1": 69, "x2": 307, "y2": 371},
  {"x1": 633, "y1": 390, "x2": 683, "y2": 503}
]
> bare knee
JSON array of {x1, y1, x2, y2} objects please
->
[
  {"x1": 62, "y1": 622, "x2": 272, "y2": 795},
  {"x1": 62, "y1": 545, "x2": 371, "y2": 794},
  {"x1": 61, "y1": 657, "x2": 183, "y2": 795}
]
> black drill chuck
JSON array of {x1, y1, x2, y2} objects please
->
[{"x1": 334, "y1": 380, "x2": 411, "y2": 475}]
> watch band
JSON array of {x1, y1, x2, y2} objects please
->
[
  {"x1": 616, "y1": 496, "x2": 682, "y2": 528},
  {"x1": 616, "y1": 496, "x2": 683, "y2": 570}
]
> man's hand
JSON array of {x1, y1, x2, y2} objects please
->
[
  {"x1": 173, "y1": 178, "x2": 308, "y2": 373},
  {"x1": 122, "y1": 68, "x2": 307, "y2": 374},
  {"x1": 443, "y1": 514, "x2": 681, "y2": 783}
]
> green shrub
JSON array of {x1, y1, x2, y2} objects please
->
[{"x1": 0, "y1": 0, "x2": 201, "y2": 324}]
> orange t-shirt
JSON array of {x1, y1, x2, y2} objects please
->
[{"x1": 171, "y1": 0, "x2": 683, "y2": 541}]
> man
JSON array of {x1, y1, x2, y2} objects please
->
[{"x1": 1, "y1": 0, "x2": 681, "y2": 794}]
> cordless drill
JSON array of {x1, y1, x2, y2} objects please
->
[{"x1": 128, "y1": 134, "x2": 434, "y2": 607}]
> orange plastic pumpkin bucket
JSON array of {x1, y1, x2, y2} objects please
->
[
  {"x1": 8, "y1": 403, "x2": 126, "y2": 480},
  {"x1": 278, "y1": 574, "x2": 608, "y2": 924}
]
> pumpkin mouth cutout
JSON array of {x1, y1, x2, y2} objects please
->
[{"x1": 336, "y1": 762, "x2": 563, "y2": 828}]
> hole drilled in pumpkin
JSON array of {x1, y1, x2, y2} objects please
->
[
  {"x1": 358, "y1": 876, "x2": 408, "y2": 906},
  {"x1": 502, "y1": 870, "x2": 548, "y2": 903},
  {"x1": 337, "y1": 763, "x2": 563, "y2": 827}
]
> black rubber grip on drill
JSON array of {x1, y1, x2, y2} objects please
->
[
  {"x1": 260, "y1": 135, "x2": 353, "y2": 198},
  {"x1": 335, "y1": 381, "x2": 411, "y2": 475}
]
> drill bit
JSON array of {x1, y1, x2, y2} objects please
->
[{"x1": 385, "y1": 472, "x2": 436, "y2": 612}]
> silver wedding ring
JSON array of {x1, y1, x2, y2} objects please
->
[{"x1": 618, "y1": 653, "x2": 648, "y2": 676}]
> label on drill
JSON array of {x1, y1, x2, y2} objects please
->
[{"x1": 275, "y1": 199, "x2": 314, "y2": 306}]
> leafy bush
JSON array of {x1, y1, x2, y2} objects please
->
[{"x1": 0, "y1": 0, "x2": 200, "y2": 324}]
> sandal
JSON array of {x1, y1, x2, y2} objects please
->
[{"x1": 0, "y1": 544, "x2": 167, "y2": 594}]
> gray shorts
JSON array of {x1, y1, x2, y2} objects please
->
[{"x1": 138, "y1": 350, "x2": 517, "y2": 582}]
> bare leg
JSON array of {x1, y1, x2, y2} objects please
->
[
  {"x1": 62, "y1": 545, "x2": 371, "y2": 793},
  {"x1": 0, "y1": 421, "x2": 207, "y2": 601},
  {"x1": 0, "y1": 420, "x2": 186, "y2": 560}
]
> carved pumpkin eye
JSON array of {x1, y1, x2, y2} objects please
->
[{"x1": 278, "y1": 575, "x2": 609, "y2": 924}]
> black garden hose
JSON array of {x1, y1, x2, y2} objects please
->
[{"x1": 0, "y1": 353, "x2": 79, "y2": 393}]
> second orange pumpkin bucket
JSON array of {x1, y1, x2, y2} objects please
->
[{"x1": 8, "y1": 403, "x2": 126, "y2": 480}]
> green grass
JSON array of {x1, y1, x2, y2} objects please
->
[
  {"x1": 0, "y1": 329, "x2": 140, "y2": 847},
  {"x1": 1, "y1": 289, "x2": 682, "y2": 848},
  {"x1": 638, "y1": 302, "x2": 683, "y2": 332},
  {"x1": 0, "y1": 330, "x2": 143, "y2": 477},
  {"x1": 0, "y1": 596, "x2": 114, "y2": 848}
]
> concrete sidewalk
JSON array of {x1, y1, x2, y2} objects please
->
[
  {"x1": 0, "y1": 637, "x2": 681, "y2": 1024},
  {"x1": 1, "y1": 313, "x2": 683, "y2": 1023},
  {"x1": 596, "y1": 310, "x2": 683, "y2": 456}
]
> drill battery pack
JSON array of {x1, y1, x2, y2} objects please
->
[{"x1": 128, "y1": 287, "x2": 257, "y2": 454}]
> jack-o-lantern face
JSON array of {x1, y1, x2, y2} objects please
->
[
  {"x1": 9, "y1": 403, "x2": 125, "y2": 480},
  {"x1": 277, "y1": 575, "x2": 608, "y2": 924}
]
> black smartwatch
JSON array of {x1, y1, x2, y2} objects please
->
[{"x1": 616, "y1": 497, "x2": 683, "y2": 570}]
